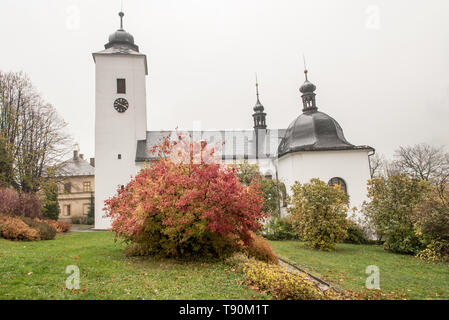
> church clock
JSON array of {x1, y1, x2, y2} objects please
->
[{"x1": 113, "y1": 98, "x2": 129, "y2": 113}]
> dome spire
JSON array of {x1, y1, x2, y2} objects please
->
[
  {"x1": 255, "y1": 73, "x2": 263, "y2": 107},
  {"x1": 299, "y1": 65, "x2": 317, "y2": 113},
  {"x1": 303, "y1": 54, "x2": 309, "y2": 81},
  {"x1": 256, "y1": 73, "x2": 260, "y2": 101},
  {"x1": 252, "y1": 73, "x2": 267, "y2": 130},
  {"x1": 119, "y1": 11, "x2": 124, "y2": 30}
]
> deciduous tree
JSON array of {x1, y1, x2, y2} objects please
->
[{"x1": 0, "y1": 71, "x2": 71, "y2": 193}]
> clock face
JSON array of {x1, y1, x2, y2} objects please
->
[{"x1": 113, "y1": 98, "x2": 129, "y2": 113}]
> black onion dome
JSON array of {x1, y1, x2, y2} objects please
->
[
  {"x1": 277, "y1": 111, "x2": 356, "y2": 157},
  {"x1": 299, "y1": 80, "x2": 316, "y2": 93},
  {"x1": 253, "y1": 97, "x2": 264, "y2": 112},
  {"x1": 104, "y1": 12, "x2": 139, "y2": 52}
]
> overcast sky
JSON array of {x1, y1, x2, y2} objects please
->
[{"x1": 1, "y1": 0, "x2": 448, "y2": 160}]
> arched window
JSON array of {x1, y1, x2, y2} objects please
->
[{"x1": 328, "y1": 177, "x2": 347, "y2": 194}]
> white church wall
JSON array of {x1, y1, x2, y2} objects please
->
[
  {"x1": 277, "y1": 149, "x2": 372, "y2": 220},
  {"x1": 94, "y1": 54, "x2": 147, "y2": 230}
]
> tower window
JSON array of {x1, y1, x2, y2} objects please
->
[
  {"x1": 118, "y1": 154, "x2": 122, "y2": 160},
  {"x1": 117, "y1": 79, "x2": 126, "y2": 94},
  {"x1": 328, "y1": 177, "x2": 347, "y2": 194}
]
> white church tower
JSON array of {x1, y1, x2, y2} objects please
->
[{"x1": 92, "y1": 12, "x2": 148, "y2": 229}]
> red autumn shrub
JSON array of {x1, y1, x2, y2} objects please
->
[
  {"x1": 0, "y1": 188, "x2": 19, "y2": 215},
  {"x1": 0, "y1": 215, "x2": 40, "y2": 241},
  {"x1": 0, "y1": 188, "x2": 41, "y2": 218},
  {"x1": 35, "y1": 218, "x2": 71, "y2": 233},
  {"x1": 105, "y1": 133, "x2": 267, "y2": 258},
  {"x1": 245, "y1": 232, "x2": 279, "y2": 264},
  {"x1": 16, "y1": 192, "x2": 42, "y2": 218}
]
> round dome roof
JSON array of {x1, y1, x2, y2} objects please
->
[
  {"x1": 108, "y1": 29, "x2": 135, "y2": 45},
  {"x1": 104, "y1": 12, "x2": 139, "y2": 52},
  {"x1": 277, "y1": 111, "x2": 355, "y2": 157}
]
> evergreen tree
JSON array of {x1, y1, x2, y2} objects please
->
[
  {"x1": 87, "y1": 193, "x2": 95, "y2": 225},
  {"x1": 41, "y1": 182, "x2": 60, "y2": 220}
]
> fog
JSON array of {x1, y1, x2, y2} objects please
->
[{"x1": 1, "y1": 0, "x2": 448, "y2": 160}]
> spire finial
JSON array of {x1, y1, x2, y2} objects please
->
[
  {"x1": 252, "y1": 73, "x2": 267, "y2": 130},
  {"x1": 119, "y1": 11, "x2": 124, "y2": 30},
  {"x1": 303, "y1": 54, "x2": 308, "y2": 81},
  {"x1": 255, "y1": 73, "x2": 260, "y2": 100}
]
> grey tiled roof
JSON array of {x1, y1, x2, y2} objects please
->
[
  {"x1": 57, "y1": 158, "x2": 95, "y2": 177},
  {"x1": 136, "y1": 129, "x2": 286, "y2": 162}
]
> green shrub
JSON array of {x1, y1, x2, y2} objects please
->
[
  {"x1": 86, "y1": 216, "x2": 94, "y2": 225},
  {"x1": 413, "y1": 189, "x2": 449, "y2": 261},
  {"x1": 262, "y1": 216, "x2": 297, "y2": 240},
  {"x1": 288, "y1": 179, "x2": 349, "y2": 251},
  {"x1": 243, "y1": 260, "x2": 337, "y2": 300},
  {"x1": 230, "y1": 161, "x2": 284, "y2": 216},
  {"x1": 20, "y1": 217, "x2": 56, "y2": 240},
  {"x1": 71, "y1": 216, "x2": 86, "y2": 225},
  {"x1": 363, "y1": 174, "x2": 431, "y2": 254},
  {"x1": 416, "y1": 240, "x2": 449, "y2": 262},
  {"x1": 345, "y1": 221, "x2": 368, "y2": 244}
]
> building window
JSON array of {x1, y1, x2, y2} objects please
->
[
  {"x1": 117, "y1": 78, "x2": 126, "y2": 94},
  {"x1": 64, "y1": 182, "x2": 71, "y2": 194},
  {"x1": 64, "y1": 205, "x2": 71, "y2": 216},
  {"x1": 118, "y1": 154, "x2": 122, "y2": 160},
  {"x1": 83, "y1": 204, "x2": 90, "y2": 216},
  {"x1": 328, "y1": 177, "x2": 347, "y2": 194},
  {"x1": 83, "y1": 181, "x2": 91, "y2": 192}
]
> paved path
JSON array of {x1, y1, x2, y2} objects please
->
[
  {"x1": 71, "y1": 225, "x2": 96, "y2": 232},
  {"x1": 278, "y1": 258, "x2": 331, "y2": 292}
]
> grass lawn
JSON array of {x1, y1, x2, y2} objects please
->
[
  {"x1": 0, "y1": 232, "x2": 269, "y2": 300},
  {"x1": 269, "y1": 240, "x2": 449, "y2": 300}
]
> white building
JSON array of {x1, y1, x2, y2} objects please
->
[{"x1": 93, "y1": 12, "x2": 374, "y2": 229}]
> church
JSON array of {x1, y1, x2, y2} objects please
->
[{"x1": 93, "y1": 12, "x2": 374, "y2": 230}]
